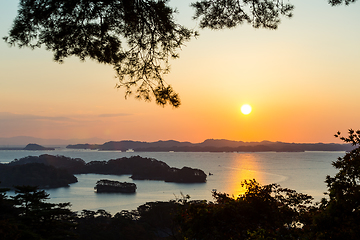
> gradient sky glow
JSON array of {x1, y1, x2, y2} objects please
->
[{"x1": 1, "y1": 0, "x2": 359, "y2": 143}]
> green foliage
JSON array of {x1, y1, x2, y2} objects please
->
[
  {"x1": 2, "y1": 0, "x2": 297, "y2": 107},
  {"x1": 4, "y1": 0, "x2": 194, "y2": 107},
  {"x1": 4, "y1": 0, "x2": 357, "y2": 106},
  {"x1": 309, "y1": 129, "x2": 360, "y2": 239},
  {"x1": 178, "y1": 179, "x2": 313, "y2": 240},
  {"x1": 191, "y1": 0, "x2": 294, "y2": 30},
  {"x1": 11, "y1": 186, "x2": 51, "y2": 215},
  {"x1": 136, "y1": 201, "x2": 182, "y2": 238},
  {"x1": 0, "y1": 185, "x2": 76, "y2": 240},
  {"x1": 329, "y1": 0, "x2": 358, "y2": 6},
  {"x1": 74, "y1": 206, "x2": 173, "y2": 240},
  {"x1": 0, "y1": 185, "x2": 19, "y2": 239}
]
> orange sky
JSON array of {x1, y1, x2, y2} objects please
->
[{"x1": 0, "y1": 0, "x2": 359, "y2": 144}]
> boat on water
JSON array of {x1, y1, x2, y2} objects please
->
[{"x1": 94, "y1": 179, "x2": 137, "y2": 193}]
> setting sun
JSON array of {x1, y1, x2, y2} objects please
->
[{"x1": 241, "y1": 104, "x2": 252, "y2": 115}]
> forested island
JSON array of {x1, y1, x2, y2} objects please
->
[
  {"x1": 94, "y1": 179, "x2": 137, "y2": 193},
  {"x1": 0, "y1": 154, "x2": 206, "y2": 188},
  {"x1": 66, "y1": 139, "x2": 354, "y2": 152},
  {"x1": 0, "y1": 162, "x2": 77, "y2": 188}
]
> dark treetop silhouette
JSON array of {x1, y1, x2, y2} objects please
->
[
  {"x1": 3, "y1": 0, "x2": 294, "y2": 107},
  {"x1": 3, "y1": 0, "x2": 357, "y2": 107}
]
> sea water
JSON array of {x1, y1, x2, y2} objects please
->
[{"x1": 0, "y1": 150, "x2": 342, "y2": 214}]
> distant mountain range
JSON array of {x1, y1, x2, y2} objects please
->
[
  {"x1": 67, "y1": 139, "x2": 354, "y2": 152},
  {"x1": 0, "y1": 137, "x2": 353, "y2": 152}
]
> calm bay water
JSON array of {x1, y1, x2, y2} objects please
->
[{"x1": 0, "y1": 149, "x2": 342, "y2": 214}]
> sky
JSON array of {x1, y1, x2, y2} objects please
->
[{"x1": 0, "y1": 0, "x2": 359, "y2": 144}]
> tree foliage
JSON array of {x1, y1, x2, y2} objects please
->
[
  {"x1": 3, "y1": 0, "x2": 359, "y2": 106},
  {"x1": 191, "y1": 0, "x2": 294, "y2": 30},
  {"x1": 178, "y1": 179, "x2": 314, "y2": 239},
  {"x1": 308, "y1": 129, "x2": 360, "y2": 239},
  {"x1": 0, "y1": 185, "x2": 76, "y2": 240},
  {"x1": 4, "y1": 0, "x2": 298, "y2": 107},
  {"x1": 4, "y1": 0, "x2": 195, "y2": 107},
  {"x1": 329, "y1": 0, "x2": 358, "y2": 5}
]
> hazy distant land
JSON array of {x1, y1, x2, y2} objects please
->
[
  {"x1": 67, "y1": 139, "x2": 353, "y2": 152},
  {"x1": 0, "y1": 143, "x2": 55, "y2": 151},
  {"x1": 0, "y1": 136, "x2": 106, "y2": 147},
  {"x1": 0, "y1": 137, "x2": 353, "y2": 152}
]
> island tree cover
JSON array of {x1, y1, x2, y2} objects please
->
[
  {"x1": 5, "y1": 0, "x2": 356, "y2": 107},
  {"x1": 0, "y1": 162, "x2": 78, "y2": 188},
  {"x1": 1, "y1": 129, "x2": 360, "y2": 239},
  {"x1": 7, "y1": 154, "x2": 207, "y2": 183}
]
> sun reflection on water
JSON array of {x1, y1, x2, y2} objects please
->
[{"x1": 225, "y1": 153, "x2": 266, "y2": 197}]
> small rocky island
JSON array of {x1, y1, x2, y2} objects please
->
[
  {"x1": 23, "y1": 143, "x2": 55, "y2": 150},
  {"x1": 94, "y1": 179, "x2": 136, "y2": 193}
]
